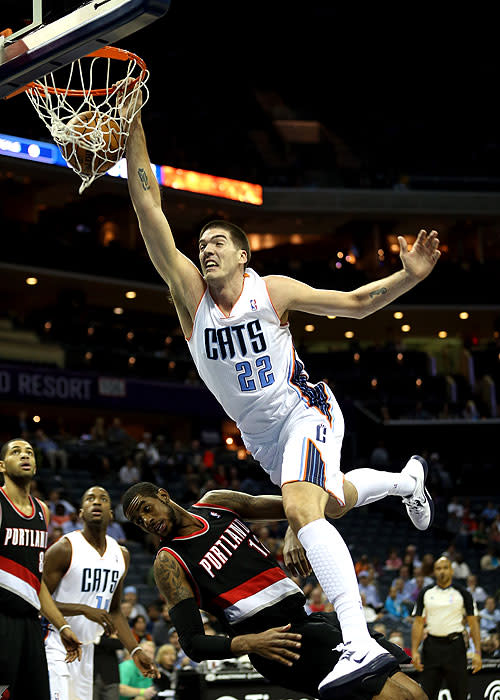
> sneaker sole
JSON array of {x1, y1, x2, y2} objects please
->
[
  {"x1": 410, "y1": 454, "x2": 435, "y2": 529},
  {"x1": 318, "y1": 653, "x2": 395, "y2": 699}
]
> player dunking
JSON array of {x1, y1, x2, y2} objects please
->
[
  {"x1": 43, "y1": 486, "x2": 158, "y2": 700},
  {"x1": 0, "y1": 439, "x2": 81, "y2": 700},
  {"x1": 121, "y1": 89, "x2": 439, "y2": 695}
]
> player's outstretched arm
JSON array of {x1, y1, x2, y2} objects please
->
[
  {"x1": 266, "y1": 229, "x2": 440, "y2": 320},
  {"x1": 198, "y1": 490, "x2": 286, "y2": 520},
  {"x1": 109, "y1": 547, "x2": 159, "y2": 678},
  {"x1": 123, "y1": 96, "x2": 205, "y2": 335}
]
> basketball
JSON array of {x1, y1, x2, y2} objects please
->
[{"x1": 61, "y1": 110, "x2": 124, "y2": 176}]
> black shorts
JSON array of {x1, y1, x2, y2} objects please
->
[
  {"x1": 0, "y1": 611, "x2": 50, "y2": 700},
  {"x1": 249, "y1": 611, "x2": 409, "y2": 700}
]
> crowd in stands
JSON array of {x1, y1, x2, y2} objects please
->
[{"x1": 3, "y1": 412, "x2": 499, "y2": 693}]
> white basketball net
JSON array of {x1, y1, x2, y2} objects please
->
[{"x1": 25, "y1": 51, "x2": 149, "y2": 194}]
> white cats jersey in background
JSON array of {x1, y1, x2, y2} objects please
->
[
  {"x1": 45, "y1": 530, "x2": 126, "y2": 700},
  {"x1": 187, "y1": 268, "x2": 345, "y2": 500}
]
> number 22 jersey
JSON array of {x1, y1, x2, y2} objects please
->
[{"x1": 187, "y1": 268, "x2": 333, "y2": 438}]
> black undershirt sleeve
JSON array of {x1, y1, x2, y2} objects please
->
[{"x1": 169, "y1": 598, "x2": 233, "y2": 662}]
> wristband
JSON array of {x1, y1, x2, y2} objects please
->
[
  {"x1": 139, "y1": 690, "x2": 144, "y2": 696},
  {"x1": 59, "y1": 624, "x2": 71, "y2": 634},
  {"x1": 131, "y1": 646, "x2": 142, "y2": 657}
]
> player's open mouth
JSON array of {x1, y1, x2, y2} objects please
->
[
  {"x1": 153, "y1": 520, "x2": 165, "y2": 535},
  {"x1": 205, "y1": 260, "x2": 217, "y2": 270}
]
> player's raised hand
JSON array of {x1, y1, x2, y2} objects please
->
[
  {"x1": 132, "y1": 648, "x2": 161, "y2": 679},
  {"x1": 399, "y1": 229, "x2": 441, "y2": 280},
  {"x1": 115, "y1": 78, "x2": 143, "y2": 123},
  {"x1": 60, "y1": 626, "x2": 82, "y2": 663},
  {"x1": 283, "y1": 527, "x2": 312, "y2": 577}
]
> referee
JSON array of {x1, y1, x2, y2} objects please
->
[{"x1": 411, "y1": 555, "x2": 482, "y2": 699}]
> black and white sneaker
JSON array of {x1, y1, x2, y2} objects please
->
[
  {"x1": 401, "y1": 455, "x2": 434, "y2": 530},
  {"x1": 318, "y1": 639, "x2": 395, "y2": 699}
]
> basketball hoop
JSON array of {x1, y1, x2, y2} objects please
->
[{"x1": 22, "y1": 46, "x2": 149, "y2": 194}]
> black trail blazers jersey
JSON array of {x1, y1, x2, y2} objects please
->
[
  {"x1": 0, "y1": 487, "x2": 48, "y2": 616},
  {"x1": 158, "y1": 502, "x2": 306, "y2": 635}
]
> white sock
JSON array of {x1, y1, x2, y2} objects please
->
[
  {"x1": 298, "y1": 518, "x2": 370, "y2": 646},
  {"x1": 346, "y1": 468, "x2": 416, "y2": 507}
]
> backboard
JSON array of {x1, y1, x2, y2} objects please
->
[{"x1": 0, "y1": 0, "x2": 170, "y2": 98}]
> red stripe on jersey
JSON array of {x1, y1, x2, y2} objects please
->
[
  {"x1": 0, "y1": 488, "x2": 35, "y2": 518},
  {"x1": 192, "y1": 502, "x2": 240, "y2": 516},
  {"x1": 212, "y1": 566, "x2": 287, "y2": 609},
  {"x1": 0, "y1": 553, "x2": 41, "y2": 593},
  {"x1": 172, "y1": 515, "x2": 209, "y2": 540}
]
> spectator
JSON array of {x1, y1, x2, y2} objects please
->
[
  {"x1": 119, "y1": 455, "x2": 141, "y2": 485},
  {"x1": 384, "y1": 586, "x2": 411, "y2": 622},
  {"x1": 388, "y1": 630, "x2": 412, "y2": 657},
  {"x1": 479, "y1": 596, "x2": 500, "y2": 637},
  {"x1": 369, "y1": 440, "x2": 390, "y2": 468},
  {"x1": 463, "y1": 399, "x2": 480, "y2": 420},
  {"x1": 107, "y1": 519, "x2": 127, "y2": 545},
  {"x1": 153, "y1": 603, "x2": 172, "y2": 647},
  {"x1": 420, "y1": 552, "x2": 435, "y2": 578},
  {"x1": 404, "y1": 544, "x2": 422, "y2": 570},
  {"x1": 51, "y1": 502, "x2": 71, "y2": 529},
  {"x1": 481, "y1": 632, "x2": 500, "y2": 659},
  {"x1": 361, "y1": 592, "x2": 382, "y2": 624},
  {"x1": 452, "y1": 552, "x2": 472, "y2": 580},
  {"x1": 467, "y1": 574, "x2": 488, "y2": 607},
  {"x1": 107, "y1": 417, "x2": 130, "y2": 448},
  {"x1": 62, "y1": 510, "x2": 82, "y2": 535},
  {"x1": 119, "y1": 639, "x2": 156, "y2": 699},
  {"x1": 472, "y1": 520, "x2": 490, "y2": 549},
  {"x1": 120, "y1": 600, "x2": 133, "y2": 624},
  {"x1": 305, "y1": 585, "x2": 328, "y2": 614},
  {"x1": 90, "y1": 416, "x2": 107, "y2": 442},
  {"x1": 447, "y1": 496, "x2": 465, "y2": 519},
  {"x1": 34, "y1": 428, "x2": 68, "y2": 471},
  {"x1": 358, "y1": 570, "x2": 382, "y2": 611},
  {"x1": 481, "y1": 501, "x2": 499, "y2": 524},
  {"x1": 481, "y1": 546, "x2": 500, "y2": 571},
  {"x1": 145, "y1": 603, "x2": 162, "y2": 635},
  {"x1": 123, "y1": 586, "x2": 149, "y2": 621},
  {"x1": 354, "y1": 553, "x2": 371, "y2": 577},
  {"x1": 130, "y1": 615, "x2": 153, "y2": 644},
  {"x1": 155, "y1": 643, "x2": 177, "y2": 691},
  {"x1": 384, "y1": 548, "x2": 403, "y2": 571},
  {"x1": 137, "y1": 432, "x2": 160, "y2": 466},
  {"x1": 167, "y1": 628, "x2": 197, "y2": 669}
]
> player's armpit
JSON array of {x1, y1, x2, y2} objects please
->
[{"x1": 154, "y1": 550, "x2": 196, "y2": 606}]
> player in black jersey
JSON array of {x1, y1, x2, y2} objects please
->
[
  {"x1": 123, "y1": 482, "x2": 427, "y2": 700},
  {"x1": 0, "y1": 438, "x2": 81, "y2": 700}
]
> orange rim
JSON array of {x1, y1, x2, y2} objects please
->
[{"x1": 24, "y1": 46, "x2": 147, "y2": 98}]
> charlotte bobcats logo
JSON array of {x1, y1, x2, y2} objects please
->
[{"x1": 250, "y1": 299, "x2": 258, "y2": 311}]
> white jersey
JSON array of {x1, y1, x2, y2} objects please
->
[
  {"x1": 45, "y1": 530, "x2": 126, "y2": 649},
  {"x1": 187, "y1": 268, "x2": 335, "y2": 439}
]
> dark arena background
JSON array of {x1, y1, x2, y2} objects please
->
[{"x1": 1, "y1": 2, "x2": 500, "y2": 698}]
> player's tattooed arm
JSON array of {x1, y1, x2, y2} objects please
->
[
  {"x1": 154, "y1": 550, "x2": 196, "y2": 606},
  {"x1": 137, "y1": 167, "x2": 150, "y2": 190},
  {"x1": 368, "y1": 286, "x2": 387, "y2": 298},
  {"x1": 198, "y1": 489, "x2": 286, "y2": 521}
]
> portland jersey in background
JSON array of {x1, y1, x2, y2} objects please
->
[
  {"x1": 45, "y1": 530, "x2": 126, "y2": 651},
  {"x1": 0, "y1": 487, "x2": 48, "y2": 616},
  {"x1": 187, "y1": 268, "x2": 332, "y2": 438},
  {"x1": 158, "y1": 503, "x2": 305, "y2": 635}
]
